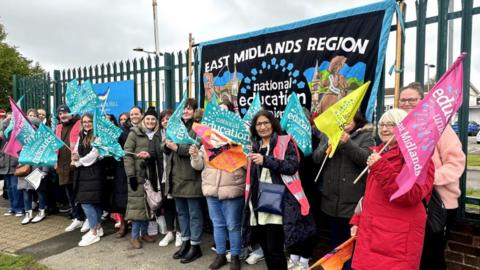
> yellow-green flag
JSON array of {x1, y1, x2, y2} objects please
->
[{"x1": 313, "y1": 81, "x2": 370, "y2": 158}]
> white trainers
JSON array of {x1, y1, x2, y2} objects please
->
[
  {"x1": 65, "y1": 219, "x2": 83, "y2": 232},
  {"x1": 21, "y1": 210, "x2": 33, "y2": 225},
  {"x1": 80, "y1": 219, "x2": 90, "y2": 233},
  {"x1": 246, "y1": 252, "x2": 265, "y2": 265},
  {"x1": 15, "y1": 212, "x2": 24, "y2": 217},
  {"x1": 175, "y1": 232, "x2": 182, "y2": 247},
  {"x1": 158, "y1": 231, "x2": 174, "y2": 247},
  {"x1": 78, "y1": 231, "x2": 100, "y2": 247},
  {"x1": 97, "y1": 227, "x2": 104, "y2": 237},
  {"x1": 32, "y1": 209, "x2": 46, "y2": 223},
  {"x1": 157, "y1": 215, "x2": 167, "y2": 235}
]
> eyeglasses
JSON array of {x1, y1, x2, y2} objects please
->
[
  {"x1": 255, "y1": 121, "x2": 271, "y2": 128},
  {"x1": 399, "y1": 98, "x2": 420, "y2": 104},
  {"x1": 378, "y1": 122, "x2": 396, "y2": 129}
]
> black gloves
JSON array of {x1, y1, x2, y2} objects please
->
[{"x1": 129, "y1": 177, "x2": 138, "y2": 191}]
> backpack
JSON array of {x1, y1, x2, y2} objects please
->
[{"x1": 423, "y1": 188, "x2": 447, "y2": 234}]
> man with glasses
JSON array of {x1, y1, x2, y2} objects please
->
[{"x1": 399, "y1": 82, "x2": 465, "y2": 270}]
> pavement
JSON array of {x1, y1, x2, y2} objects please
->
[{"x1": 0, "y1": 197, "x2": 267, "y2": 269}]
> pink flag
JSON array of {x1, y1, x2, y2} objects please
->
[
  {"x1": 391, "y1": 54, "x2": 465, "y2": 201},
  {"x1": 2, "y1": 97, "x2": 34, "y2": 158}
]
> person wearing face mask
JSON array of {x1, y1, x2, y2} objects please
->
[
  {"x1": 312, "y1": 111, "x2": 375, "y2": 270},
  {"x1": 162, "y1": 98, "x2": 204, "y2": 264},
  {"x1": 398, "y1": 83, "x2": 465, "y2": 270},
  {"x1": 349, "y1": 109, "x2": 435, "y2": 270},
  {"x1": 123, "y1": 107, "x2": 159, "y2": 249},
  {"x1": 55, "y1": 105, "x2": 86, "y2": 232},
  {"x1": 71, "y1": 113, "x2": 105, "y2": 246}
]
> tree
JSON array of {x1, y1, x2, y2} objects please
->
[{"x1": 0, "y1": 23, "x2": 44, "y2": 109}]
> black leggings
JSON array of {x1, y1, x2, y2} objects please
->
[
  {"x1": 252, "y1": 224, "x2": 287, "y2": 270},
  {"x1": 162, "y1": 198, "x2": 179, "y2": 232}
]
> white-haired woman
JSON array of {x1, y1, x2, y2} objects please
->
[{"x1": 350, "y1": 109, "x2": 435, "y2": 270}]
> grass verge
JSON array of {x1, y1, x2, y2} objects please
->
[
  {"x1": 467, "y1": 153, "x2": 480, "y2": 167},
  {"x1": 0, "y1": 253, "x2": 47, "y2": 270}
]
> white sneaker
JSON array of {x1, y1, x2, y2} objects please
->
[
  {"x1": 80, "y1": 219, "x2": 90, "y2": 233},
  {"x1": 101, "y1": 211, "x2": 109, "y2": 221},
  {"x1": 97, "y1": 227, "x2": 104, "y2": 237},
  {"x1": 65, "y1": 219, "x2": 83, "y2": 232},
  {"x1": 15, "y1": 212, "x2": 24, "y2": 217},
  {"x1": 157, "y1": 215, "x2": 167, "y2": 235},
  {"x1": 175, "y1": 232, "x2": 182, "y2": 247},
  {"x1": 32, "y1": 209, "x2": 46, "y2": 223},
  {"x1": 246, "y1": 252, "x2": 265, "y2": 265},
  {"x1": 288, "y1": 259, "x2": 299, "y2": 270},
  {"x1": 226, "y1": 251, "x2": 231, "y2": 262},
  {"x1": 158, "y1": 231, "x2": 174, "y2": 247},
  {"x1": 78, "y1": 231, "x2": 100, "y2": 247},
  {"x1": 21, "y1": 210, "x2": 33, "y2": 225}
]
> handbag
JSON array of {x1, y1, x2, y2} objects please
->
[
  {"x1": 144, "y1": 163, "x2": 162, "y2": 212},
  {"x1": 14, "y1": 164, "x2": 32, "y2": 177},
  {"x1": 255, "y1": 182, "x2": 286, "y2": 215},
  {"x1": 423, "y1": 189, "x2": 447, "y2": 233}
]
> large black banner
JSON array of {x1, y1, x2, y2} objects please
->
[{"x1": 199, "y1": 0, "x2": 396, "y2": 121}]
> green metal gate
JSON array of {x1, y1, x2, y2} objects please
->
[{"x1": 12, "y1": 0, "x2": 480, "y2": 223}]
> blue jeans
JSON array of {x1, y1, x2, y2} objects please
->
[
  {"x1": 5, "y1": 175, "x2": 24, "y2": 213},
  {"x1": 23, "y1": 190, "x2": 46, "y2": 211},
  {"x1": 207, "y1": 196, "x2": 244, "y2": 256},
  {"x1": 81, "y1": 204, "x2": 102, "y2": 230},
  {"x1": 175, "y1": 197, "x2": 203, "y2": 244},
  {"x1": 131, "y1": 220, "x2": 149, "y2": 239}
]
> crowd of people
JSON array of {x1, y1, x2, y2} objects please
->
[{"x1": 0, "y1": 82, "x2": 465, "y2": 270}]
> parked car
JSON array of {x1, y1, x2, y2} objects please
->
[
  {"x1": 477, "y1": 130, "x2": 480, "y2": 144},
  {"x1": 452, "y1": 121, "x2": 480, "y2": 136}
]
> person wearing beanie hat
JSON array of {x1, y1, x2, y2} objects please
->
[
  {"x1": 144, "y1": 107, "x2": 158, "y2": 119},
  {"x1": 123, "y1": 106, "x2": 161, "y2": 249}
]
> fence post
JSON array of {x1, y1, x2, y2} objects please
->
[
  {"x1": 458, "y1": 0, "x2": 473, "y2": 220},
  {"x1": 12, "y1": 74, "x2": 18, "y2": 101},
  {"x1": 164, "y1": 53, "x2": 175, "y2": 109},
  {"x1": 53, "y1": 70, "x2": 62, "y2": 110},
  {"x1": 414, "y1": 0, "x2": 427, "y2": 87},
  {"x1": 436, "y1": 0, "x2": 449, "y2": 78}
]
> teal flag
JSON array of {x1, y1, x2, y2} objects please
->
[
  {"x1": 166, "y1": 93, "x2": 197, "y2": 145},
  {"x1": 66, "y1": 79, "x2": 99, "y2": 115},
  {"x1": 202, "y1": 94, "x2": 250, "y2": 153},
  {"x1": 280, "y1": 92, "x2": 312, "y2": 156},
  {"x1": 18, "y1": 123, "x2": 64, "y2": 166},
  {"x1": 4, "y1": 95, "x2": 24, "y2": 139},
  {"x1": 92, "y1": 110, "x2": 124, "y2": 160},
  {"x1": 51, "y1": 109, "x2": 57, "y2": 133},
  {"x1": 242, "y1": 94, "x2": 261, "y2": 127}
]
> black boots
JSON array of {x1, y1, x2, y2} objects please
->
[
  {"x1": 209, "y1": 254, "x2": 227, "y2": 270},
  {"x1": 180, "y1": 244, "x2": 202, "y2": 264},
  {"x1": 173, "y1": 241, "x2": 190, "y2": 259},
  {"x1": 230, "y1": 255, "x2": 241, "y2": 270}
]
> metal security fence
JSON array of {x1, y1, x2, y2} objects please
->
[{"x1": 12, "y1": 0, "x2": 480, "y2": 222}]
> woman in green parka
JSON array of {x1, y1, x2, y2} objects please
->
[{"x1": 123, "y1": 107, "x2": 161, "y2": 249}]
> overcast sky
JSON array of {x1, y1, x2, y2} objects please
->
[{"x1": 0, "y1": 0, "x2": 479, "y2": 88}]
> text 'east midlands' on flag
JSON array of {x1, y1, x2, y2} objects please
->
[
  {"x1": 391, "y1": 54, "x2": 465, "y2": 201},
  {"x1": 313, "y1": 81, "x2": 370, "y2": 158}
]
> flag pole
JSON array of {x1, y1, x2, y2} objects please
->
[
  {"x1": 353, "y1": 136, "x2": 394, "y2": 184},
  {"x1": 187, "y1": 33, "x2": 194, "y2": 98},
  {"x1": 393, "y1": 1, "x2": 405, "y2": 108},
  {"x1": 314, "y1": 144, "x2": 331, "y2": 183}
]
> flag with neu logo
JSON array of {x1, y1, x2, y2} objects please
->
[{"x1": 391, "y1": 54, "x2": 464, "y2": 200}]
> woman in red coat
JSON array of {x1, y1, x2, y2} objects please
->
[{"x1": 350, "y1": 109, "x2": 434, "y2": 270}]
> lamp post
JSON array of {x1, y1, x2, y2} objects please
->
[
  {"x1": 425, "y1": 63, "x2": 435, "y2": 92},
  {"x1": 133, "y1": 48, "x2": 164, "y2": 56},
  {"x1": 152, "y1": 0, "x2": 160, "y2": 55}
]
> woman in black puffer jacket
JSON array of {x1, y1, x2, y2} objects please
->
[{"x1": 72, "y1": 113, "x2": 105, "y2": 247}]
